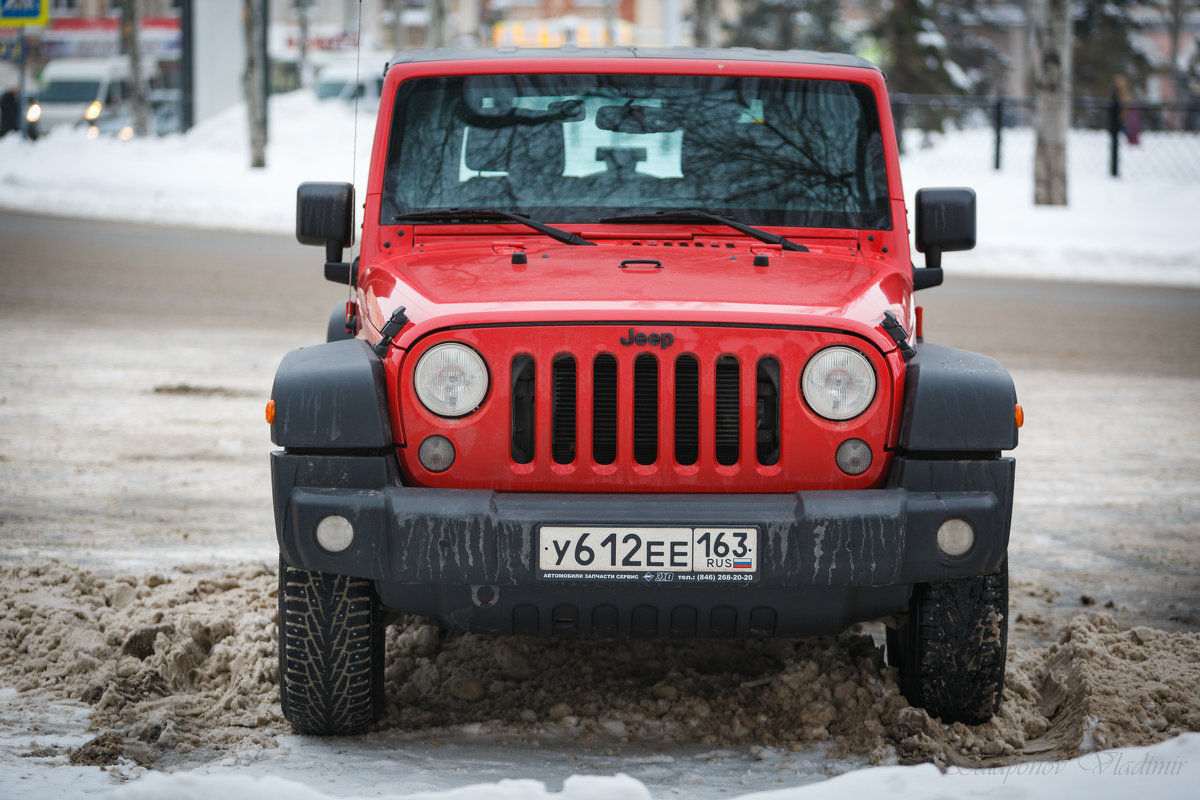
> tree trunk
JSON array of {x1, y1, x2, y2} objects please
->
[
  {"x1": 429, "y1": 0, "x2": 447, "y2": 49},
  {"x1": 694, "y1": 0, "x2": 719, "y2": 47},
  {"x1": 298, "y1": 0, "x2": 310, "y2": 86},
  {"x1": 1168, "y1": 0, "x2": 1184, "y2": 109},
  {"x1": 243, "y1": 0, "x2": 267, "y2": 169},
  {"x1": 1031, "y1": 0, "x2": 1072, "y2": 206},
  {"x1": 120, "y1": 0, "x2": 150, "y2": 137}
]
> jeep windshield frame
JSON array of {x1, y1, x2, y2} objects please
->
[{"x1": 380, "y1": 73, "x2": 891, "y2": 231}]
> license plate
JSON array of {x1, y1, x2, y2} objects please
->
[{"x1": 537, "y1": 526, "x2": 758, "y2": 582}]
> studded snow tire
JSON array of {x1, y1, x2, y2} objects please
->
[
  {"x1": 278, "y1": 558, "x2": 384, "y2": 735},
  {"x1": 888, "y1": 562, "x2": 1008, "y2": 724}
]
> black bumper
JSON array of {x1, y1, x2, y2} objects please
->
[{"x1": 272, "y1": 453, "x2": 1014, "y2": 637}]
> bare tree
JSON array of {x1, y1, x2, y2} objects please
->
[
  {"x1": 244, "y1": 0, "x2": 267, "y2": 168},
  {"x1": 119, "y1": 0, "x2": 150, "y2": 137},
  {"x1": 429, "y1": 0, "x2": 447, "y2": 48},
  {"x1": 297, "y1": 0, "x2": 310, "y2": 86},
  {"x1": 695, "y1": 0, "x2": 719, "y2": 47},
  {"x1": 1031, "y1": 0, "x2": 1072, "y2": 206},
  {"x1": 1167, "y1": 0, "x2": 1185, "y2": 105}
]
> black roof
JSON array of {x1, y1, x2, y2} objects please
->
[{"x1": 386, "y1": 46, "x2": 879, "y2": 74}]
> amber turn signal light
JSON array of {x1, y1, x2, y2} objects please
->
[
  {"x1": 1014, "y1": 403, "x2": 1024, "y2": 429},
  {"x1": 265, "y1": 399, "x2": 275, "y2": 424}
]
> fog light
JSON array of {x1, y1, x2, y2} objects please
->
[
  {"x1": 835, "y1": 438, "x2": 872, "y2": 475},
  {"x1": 315, "y1": 515, "x2": 354, "y2": 553},
  {"x1": 419, "y1": 435, "x2": 455, "y2": 473},
  {"x1": 937, "y1": 519, "x2": 975, "y2": 557}
]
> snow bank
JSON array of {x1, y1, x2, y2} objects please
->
[
  {"x1": 1, "y1": 91, "x2": 1197, "y2": 287},
  {"x1": 99, "y1": 735, "x2": 1200, "y2": 799},
  {"x1": 4, "y1": 560, "x2": 1197, "y2": 799}
]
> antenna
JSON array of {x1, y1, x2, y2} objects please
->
[{"x1": 348, "y1": 0, "x2": 364, "y2": 309}]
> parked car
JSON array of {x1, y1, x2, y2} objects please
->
[{"x1": 313, "y1": 60, "x2": 384, "y2": 109}]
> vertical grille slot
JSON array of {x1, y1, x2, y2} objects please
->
[
  {"x1": 714, "y1": 355, "x2": 740, "y2": 466},
  {"x1": 756, "y1": 357, "x2": 781, "y2": 466},
  {"x1": 633, "y1": 354, "x2": 659, "y2": 465},
  {"x1": 674, "y1": 355, "x2": 699, "y2": 466},
  {"x1": 592, "y1": 354, "x2": 618, "y2": 465},
  {"x1": 510, "y1": 355, "x2": 535, "y2": 464},
  {"x1": 551, "y1": 356, "x2": 576, "y2": 464}
]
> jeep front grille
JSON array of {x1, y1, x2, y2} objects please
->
[
  {"x1": 405, "y1": 324, "x2": 894, "y2": 492},
  {"x1": 511, "y1": 350, "x2": 782, "y2": 469}
]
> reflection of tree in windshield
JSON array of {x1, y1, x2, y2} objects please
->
[{"x1": 382, "y1": 75, "x2": 890, "y2": 230}]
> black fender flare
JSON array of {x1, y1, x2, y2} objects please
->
[
  {"x1": 270, "y1": 339, "x2": 392, "y2": 450},
  {"x1": 899, "y1": 343, "x2": 1018, "y2": 453},
  {"x1": 326, "y1": 304, "x2": 355, "y2": 342}
]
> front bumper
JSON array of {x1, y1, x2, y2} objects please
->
[{"x1": 272, "y1": 453, "x2": 1014, "y2": 637}]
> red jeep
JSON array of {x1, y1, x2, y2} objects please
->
[{"x1": 272, "y1": 47, "x2": 1018, "y2": 735}]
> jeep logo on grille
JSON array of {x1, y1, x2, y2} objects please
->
[{"x1": 619, "y1": 328, "x2": 674, "y2": 349}]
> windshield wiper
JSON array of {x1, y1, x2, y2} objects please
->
[
  {"x1": 395, "y1": 208, "x2": 595, "y2": 246},
  {"x1": 598, "y1": 210, "x2": 809, "y2": 252}
]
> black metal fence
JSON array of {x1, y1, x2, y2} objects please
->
[{"x1": 890, "y1": 93, "x2": 1200, "y2": 181}]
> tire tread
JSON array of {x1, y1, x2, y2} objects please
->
[{"x1": 278, "y1": 560, "x2": 383, "y2": 735}]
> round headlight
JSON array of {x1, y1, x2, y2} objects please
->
[
  {"x1": 413, "y1": 342, "x2": 489, "y2": 417},
  {"x1": 801, "y1": 347, "x2": 876, "y2": 421}
]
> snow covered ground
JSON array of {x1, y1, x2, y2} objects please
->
[
  {"x1": 1, "y1": 90, "x2": 1198, "y2": 288},
  {"x1": 1, "y1": 89, "x2": 1198, "y2": 799},
  {"x1": 97, "y1": 733, "x2": 1200, "y2": 800}
]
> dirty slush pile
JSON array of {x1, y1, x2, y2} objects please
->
[{"x1": 2, "y1": 562, "x2": 1198, "y2": 771}]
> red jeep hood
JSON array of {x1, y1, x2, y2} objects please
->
[{"x1": 362, "y1": 238, "x2": 910, "y2": 345}]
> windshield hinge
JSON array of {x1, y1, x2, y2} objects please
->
[
  {"x1": 880, "y1": 311, "x2": 916, "y2": 362},
  {"x1": 373, "y1": 306, "x2": 409, "y2": 359}
]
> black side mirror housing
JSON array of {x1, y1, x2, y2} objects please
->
[
  {"x1": 297, "y1": 182, "x2": 355, "y2": 283},
  {"x1": 914, "y1": 187, "x2": 976, "y2": 290}
]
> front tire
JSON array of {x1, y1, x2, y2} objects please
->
[
  {"x1": 278, "y1": 559, "x2": 384, "y2": 735},
  {"x1": 888, "y1": 562, "x2": 1008, "y2": 724}
]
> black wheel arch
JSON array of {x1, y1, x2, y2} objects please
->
[
  {"x1": 899, "y1": 343, "x2": 1019, "y2": 453},
  {"x1": 270, "y1": 339, "x2": 392, "y2": 450}
]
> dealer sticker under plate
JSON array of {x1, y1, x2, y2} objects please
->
[{"x1": 537, "y1": 526, "x2": 758, "y2": 583}]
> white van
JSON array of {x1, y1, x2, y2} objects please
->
[{"x1": 28, "y1": 57, "x2": 155, "y2": 131}]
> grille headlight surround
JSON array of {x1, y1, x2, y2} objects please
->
[
  {"x1": 801, "y1": 346, "x2": 877, "y2": 421},
  {"x1": 413, "y1": 342, "x2": 489, "y2": 417}
]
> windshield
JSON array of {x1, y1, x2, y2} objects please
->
[
  {"x1": 315, "y1": 79, "x2": 349, "y2": 100},
  {"x1": 382, "y1": 73, "x2": 890, "y2": 230},
  {"x1": 39, "y1": 80, "x2": 102, "y2": 103}
]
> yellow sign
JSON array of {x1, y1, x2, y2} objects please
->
[
  {"x1": 0, "y1": 0, "x2": 49, "y2": 28},
  {"x1": 492, "y1": 18, "x2": 634, "y2": 48}
]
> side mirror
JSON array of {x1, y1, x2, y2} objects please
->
[
  {"x1": 297, "y1": 182, "x2": 355, "y2": 283},
  {"x1": 913, "y1": 187, "x2": 976, "y2": 290}
]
